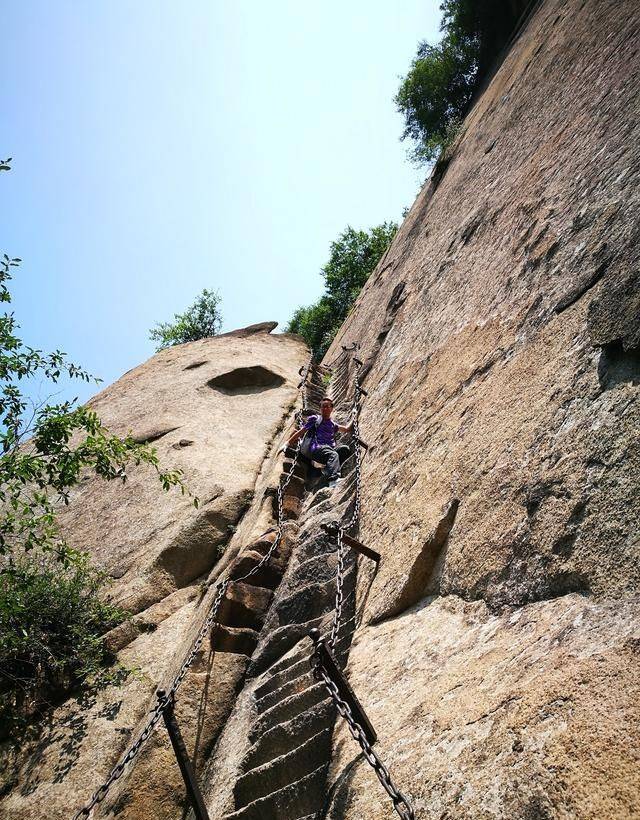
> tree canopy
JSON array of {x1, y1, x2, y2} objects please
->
[
  {"x1": 149, "y1": 288, "x2": 222, "y2": 350},
  {"x1": 287, "y1": 222, "x2": 397, "y2": 359},
  {"x1": 396, "y1": 0, "x2": 530, "y2": 164}
]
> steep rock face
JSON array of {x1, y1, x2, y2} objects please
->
[
  {"x1": 322, "y1": 0, "x2": 640, "y2": 816},
  {"x1": 3, "y1": 0, "x2": 640, "y2": 817},
  {"x1": 0, "y1": 326, "x2": 309, "y2": 820},
  {"x1": 58, "y1": 327, "x2": 306, "y2": 615}
]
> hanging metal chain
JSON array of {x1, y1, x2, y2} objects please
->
[
  {"x1": 72, "y1": 357, "x2": 314, "y2": 820},
  {"x1": 328, "y1": 353, "x2": 364, "y2": 648},
  {"x1": 329, "y1": 528, "x2": 346, "y2": 649},
  {"x1": 311, "y1": 644, "x2": 415, "y2": 820},
  {"x1": 72, "y1": 577, "x2": 231, "y2": 820},
  {"x1": 319, "y1": 349, "x2": 415, "y2": 820},
  {"x1": 296, "y1": 354, "x2": 313, "y2": 421},
  {"x1": 340, "y1": 357, "x2": 363, "y2": 534}
]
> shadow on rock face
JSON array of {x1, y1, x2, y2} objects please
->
[
  {"x1": 597, "y1": 340, "x2": 640, "y2": 391},
  {"x1": 207, "y1": 366, "x2": 286, "y2": 395}
]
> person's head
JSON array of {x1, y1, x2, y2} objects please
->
[{"x1": 320, "y1": 396, "x2": 334, "y2": 419}]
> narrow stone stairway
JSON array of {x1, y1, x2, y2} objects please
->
[{"x1": 202, "y1": 352, "x2": 363, "y2": 820}]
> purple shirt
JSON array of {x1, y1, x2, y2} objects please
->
[{"x1": 304, "y1": 415, "x2": 338, "y2": 451}]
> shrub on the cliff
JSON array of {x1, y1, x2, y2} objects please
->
[
  {"x1": 287, "y1": 223, "x2": 397, "y2": 358},
  {"x1": 149, "y1": 288, "x2": 222, "y2": 350},
  {"x1": 0, "y1": 165, "x2": 192, "y2": 736},
  {"x1": 0, "y1": 256, "x2": 188, "y2": 565},
  {"x1": 0, "y1": 552, "x2": 126, "y2": 738},
  {"x1": 396, "y1": 0, "x2": 529, "y2": 163}
]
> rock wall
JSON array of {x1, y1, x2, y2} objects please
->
[
  {"x1": 0, "y1": 324, "x2": 311, "y2": 819},
  {"x1": 2, "y1": 0, "x2": 640, "y2": 818},
  {"x1": 322, "y1": 0, "x2": 640, "y2": 816}
]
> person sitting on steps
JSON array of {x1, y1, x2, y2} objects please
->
[{"x1": 285, "y1": 396, "x2": 353, "y2": 488}]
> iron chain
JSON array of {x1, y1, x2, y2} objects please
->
[
  {"x1": 329, "y1": 528, "x2": 346, "y2": 649},
  {"x1": 311, "y1": 644, "x2": 415, "y2": 820},
  {"x1": 321, "y1": 347, "x2": 415, "y2": 820},
  {"x1": 328, "y1": 352, "x2": 363, "y2": 646},
  {"x1": 72, "y1": 356, "x2": 314, "y2": 820}
]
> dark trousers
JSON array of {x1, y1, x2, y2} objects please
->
[{"x1": 301, "y1": 439, "x2": 341, "y2": 480}]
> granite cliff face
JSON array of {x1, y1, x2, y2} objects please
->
[
  {"x1": 2, "y1": 0, "x2": 639, "y2": 818},
  {"x1": 322, "y1": 0, "x2": 640, "y2": 816},
  {"x1": 0, "y1": 324, "x2": 312, "y2": 819}
]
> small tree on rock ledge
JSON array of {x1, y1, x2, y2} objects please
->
[{"x1": 149, "y1": 288, "x2": 222, "y2": 350}]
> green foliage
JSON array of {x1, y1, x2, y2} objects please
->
[
  {"x1": 287, "y1": 222, "x2": 397, "y2": 359},
  {"x1": 0, "y1": 254, "x2": 190, "y2": 565},
  {"x1": 396, "y1": 0, "x2": 527, "y2": 164},
  {"x1": 395, "y1": 31, "x2": 477, "y2": 164},
  {"x1": 287, "y1": 297, "x2": 339, "y2": 361},
  {"x1": 0, "y1": 165, "x2": 195, "y2": 737},
  {"x1": 0, "y1": 552, "x2": 126, "y2": 738},
  {"x1": 149, "y1": 288, "x2": 222, "y2": 350}
]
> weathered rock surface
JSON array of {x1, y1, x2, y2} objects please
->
[
  {"x1": 326, "y1": 594, "x2": 640, "y2": 819},
  {"x1": 59, "y1": 327, "x2": 307, "y2": 615},
  {"x1": 321, "y1": 0, "x2": 640, "y2": 816},
  {"x1": 3, "y1": 0, "x2": 640, "y2": 818},
  {"x1": 0, "y1": 325, "x2": 309, "y2": 820}
]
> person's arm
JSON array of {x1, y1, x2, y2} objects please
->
[
  {"x1": 286, "y1": 427, "x2": 306, "y2": 447},
  {"x1": 336, "y1": 419, "x2": 353, "y2": 434},
  {"x1": 279, "y1": 417, "x2": 312, "y2": 453}
]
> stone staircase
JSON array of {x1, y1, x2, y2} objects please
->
[{"x1": 199, "y1": 355, "x2": 362, "y2": 819}]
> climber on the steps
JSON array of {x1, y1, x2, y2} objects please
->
[{"x1": 284, "y1": 397, "x2": 353, "y2": 487}]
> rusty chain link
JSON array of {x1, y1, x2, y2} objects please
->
[
  {"x1": 71, "y1": 355, "x2": 314, "y2": 820},
  {"x1": 311, "y1": 640, "x2": 415, "y2": 820},
  {"x1": 328, "y1": 350, "x2": 363, "y2": 649},
  {"x1": 321, "y1": 345, "x2": 416, "y2": 820}
]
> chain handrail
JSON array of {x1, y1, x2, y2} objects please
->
[
  {"x1": 327, "y1": 354, "x2": 363, "y2": 650},
  {"x1": 71, "y1": 354, "x2": 315, "y2": 820},
  {"x1": 311, "y1": 640, "x2": 415, "y2": 820},
  {"x1": 319, "y1": 346, "x2": 416, "y2": 820},
  {"x1": 329, "y1": 528, "x2": 346, "y2": 648}
]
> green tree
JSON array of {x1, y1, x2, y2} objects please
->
[
  {"x1": 0, "y1": 162, "x2": 193, "y2": 736},
  {"x1": 396, "y1": 0, "x2": 529, "y2": 164},
  {"x1": 0, "y1": 553, "x2": 127, "y2": 737},
  {"x1": 287, "y1": 222, "x2": 397, "y2": 359},
  {"x1": 0, "y1": 256, "x2": 188, "y2": 564},
  {"x1": 149, "y1": 288, "x2": 222, "y2": 350}
]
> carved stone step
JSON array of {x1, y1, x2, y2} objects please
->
[
  {"x1": 283, "y1": 458, "x2": 307, "y2": 479},
  {"x1": 274, "y1": 580, "x2": 336, "y2": 627},
  {"x1": 282, "y1": 494, "x2": 302, "y2": 520},
  {"x1": 212, "y1": 624, "x2": 259, "y2": 656},
  {"x1": 218, "y1": 582, "x2": 272, "y2": 631},
  {"x1": 229, "y1": 550, "x2": 284, "y2": 590},
  {"x1": 222, "y1": 763, "x2": 329, "y2": 820},
  {"x1": 248, "y1": 616, "x2": 324, "y2": 677},
  {"x1": 249, "y1": 682, "x2": 329, "y2": 742},
  {"x1": 281, "y1": 473, "x2": 306, "y2": 500},
  {"x1": 233, "y1": 728, "x2": 332, "y2": 808},
  {"x1": 250, "y1": 533, "x2": 278, "y2": 556},
  {"x1": 260, "y1": 643, "x2": 309, "y2": 680},
  {"x1": 241, "y1": 700, "x2": 334, "y2": 771},
  {"x1": 254, "y1": 656, "x2": 311, "y2": 702},
  {"x1": 283, "y1": 552, "x2": 335, "y2": 589},
  {"x1": 255, "y1": 670, "x2": 312, "y2": 715}
]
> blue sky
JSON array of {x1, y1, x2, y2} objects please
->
[{"x1": 2, "y1": 1, "x2": 439, "y2": 404}]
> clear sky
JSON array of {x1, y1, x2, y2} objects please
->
[{"x1": 2, "y1": 1, "x2": 440, "y2": 404}]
